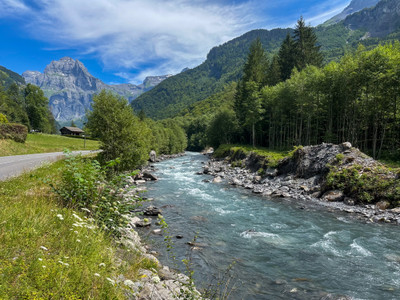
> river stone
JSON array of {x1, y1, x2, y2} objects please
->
[
  {"x1": 135, "y1": 218, "x2": 152, "y2": 227},
  {"x1": 231, "y1": 178, "x2": 241, "y2": 185},
  {"x1": 322, "y1": 190, "x2": 344, "y2": 202},
  {"x1": 152, "y1": 229, "x2": 162, "y2": 235},
  {"x1": 142, "y1": 172, "x2": 158, "y2": 181},
  {"x1": 213, "y1": 176, "x2": 222, "y2": 183},
  {"x1": 144, "y1": 205, "x2": 162, "y2": 216},
  {"x1": 376, "y1": 200, "x2": 390, "y2": 210},
  {"x1": 149, "y1": 150, "x2": 157, "y2": 162},
  {"x1": 344, "y1": 197, "x2": 355, "y2": 206}
]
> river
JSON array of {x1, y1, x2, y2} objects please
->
[{"x1": 138, "y1": 152, "x2": 400, "y2": 299}]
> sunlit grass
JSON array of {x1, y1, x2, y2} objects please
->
[
  {"x1": 0, "y1": 160, "x2": 154, "y2": 299},
  {"x1": 0, "y1": 133, "x2": 99, "y2": 157},
  {"x1": 214, "y1": 144, "x2": 289, "y2": 167}
]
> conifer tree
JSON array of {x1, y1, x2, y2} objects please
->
[
  {"x1": 235, "y1": 38, "x2": 267, "y2": 145},
  {"x1": 277, "y1": 33, "x2": 297, "y2": 81},
  {"x1": 293, "y1": 16, "x2": 323, "y2": 70}
]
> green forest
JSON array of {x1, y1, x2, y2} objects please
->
[{"x1": 178, "y1": 19, "x2": 400, "y2": 161}]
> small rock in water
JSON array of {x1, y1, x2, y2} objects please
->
[
  {"x1": 152, "y1": 229, "x2": 162, "y2": 235},
  {"x1": 144, "y1": 205, "x2": 162, "y2": 216},
  {"x1": 213, "y1": 176, "x2": 222, "y2": 183},
  {"x1": 176, "y1": 235, "x2": 183, "y2": 239}
]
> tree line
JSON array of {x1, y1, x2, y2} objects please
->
[
  {"x1": 0, "y1": 83, "x2": 57, "y2": 133},
  {"x1": 86, "y1": 90, "x2": 187, "y2": 171},
  {"x1": 181, "y1": 18, "x2": 400, "y2": 160}
]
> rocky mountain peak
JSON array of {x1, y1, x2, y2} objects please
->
[
  {"x1": 22, "y1": 57, "x2": 171, "y2": 122},
  {"x1": 44, "y1": 57, "x2": 91, "y2": 77},
  {"x1": 324, "y1": 0, "x2": 380, "y2": 25}
]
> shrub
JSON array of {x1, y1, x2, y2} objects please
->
[
  {"x1": 49, "y1": 151, "x2": 143, "y2": 237},
  {"x1": 0, "y1": 113, "x2": 8, "y2": 124},
  {"x1": 0, "y1": 123, "x2": 28, "y2": 142}
]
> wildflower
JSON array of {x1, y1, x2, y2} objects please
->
[
  {"x1": 76, "y1": 239, "x2": 81, "y2": 243},
  {"x1": 81, "y1": 208, "x2": 91, "y2": 213},
  {"x1": 38, "y1": 258, "x2": 43, "y2": 261},
  {"x1": 152, "y1": 276, "x2": 161, "y2": 284},
  {"x1": 74, "y1": 231, "x2": 79, "y2": 234},
  {"x1": 99, "y1": 263, "x2": 106, "y2": 267},
  {"x1": 42, "y1": 265, "x2": 46, "y2": 268},
  {"x1": 72, "y1": 213, "x2": 83, "y2": 222},
  {"x1": 94, "y1": 273, "x2": 101, "y2": 277},
  {"x1": 40, "y1": 246, "x2": 48, "y2": 251},
  {"x1": 106, "y1": 277, "x2": 116, "y2": 285},
  {"x1": 56, "y1": 214, "x2": 64, "y2": 220}
]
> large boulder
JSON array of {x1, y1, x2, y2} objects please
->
[{"x1": 149, "y1": 150, "x2": 157, "y2": 162}]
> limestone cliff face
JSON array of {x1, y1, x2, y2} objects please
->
[
  {"x1": 23, "y1": 57, "x2": 170, "y2": 121},
  {"x1": 343, "y1": 0, "x2": 400, "y2": 37},
  {"x1": 325, "y1": 0, "x2": 380, "y2": 25}
]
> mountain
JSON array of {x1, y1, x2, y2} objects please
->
[
  {"x1": 132, "y1": 0, "x2": 399, "y2": 120},
  {"x1": 324, "y1": 0, "x2": 380, "y2": 26},
  {"x1": 0, "y1": 65, "x2": 25, "y2": 88},
  {"x1": 343, "y1": 0, "x2": 400, "y2": 37},
  {"x1": 23, "y1": 57, "x2": 171, "y2": 121},
  {"x1": 132, "y1": 28, "x2": 292, "y2": 119}
]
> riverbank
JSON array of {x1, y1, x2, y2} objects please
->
[{"x1": 204, "y1": 143, "x2": 400, "y2": 225}]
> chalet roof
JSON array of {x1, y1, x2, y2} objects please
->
[{"x1": 60, "y1": 126, "x2": 84, "y2": 133}]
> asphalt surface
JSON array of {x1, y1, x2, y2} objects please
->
[{"x1": 0, "y1": 150, "x2": 96, "y2": 181}]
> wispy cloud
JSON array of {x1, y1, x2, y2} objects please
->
[
  {"x1": 0, "y1": 0, "x2": 29, "y2": 16},
  {"x1": 1, "y1": 0, "x2": 350, "y2": 83},
  {"x1": 15, "y1": 0, "x2": 255, "y2": 83}
]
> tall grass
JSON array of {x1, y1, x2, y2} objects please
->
[
  {"x1": 0, "y1": 133, "x2": 99, "y2": 157},
  {"x1": 0, "y1": 160, "x2": 154, "y2": 299}
]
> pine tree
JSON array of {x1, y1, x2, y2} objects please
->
[
  {"x1": 267, "y1": 55, "x2": 281, "y2": 86},
  {"x1": 278, "y1": 33, "x2": 297, "y2": 81},
  {"x1": 293, "y1": 16, "x2": 323, "y2": 70},
  {"x1": 234, "y1": 38, "x2": 267, "y2": 145}
]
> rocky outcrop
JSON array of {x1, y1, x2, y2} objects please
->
[
  {"x1": 324, "y1": 0, "x2": 380, "y2": 25},
  {"x1": 343, "y1": 0, "x2": 400, "y2": 37},
  {"x1": 23, "y1": 57, "x2": 171, "y2": 121},
  {"x1": 206, "y1": 143, "x2": 400, "y2": 224}
]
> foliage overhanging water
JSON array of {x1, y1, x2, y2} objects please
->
[{"x1": 140, "y1": 152, "x2": 400, "y2": 299}]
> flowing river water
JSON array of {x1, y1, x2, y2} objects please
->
[{"x1": 138, "y1": 152, "x2": 400, "y2": 299}]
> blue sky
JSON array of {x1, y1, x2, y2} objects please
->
[{"x1": 0, "y1": 0, "x2": 351, "y2": 85}]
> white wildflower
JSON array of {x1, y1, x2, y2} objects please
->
[
  {"x1": 42, "y1": 265, "x2": 46, "y2": 268},
  {"x1": 56, "y1": 214, "x2": 64, "y2": 220},
  {"x1": 106, "y1": 277, "x2": 115, "y2": 285},
  {"x1": 124, "y1": 279, "x2": 134, "y2": 287},
  {"x1": 72, "y1": 214, "x2": 83, "y2": 222},
  {"x1": 40, "y1": 246, "x2": 48, "y2": 251},
  {"x1": 72, "y1": 223, "x2": 83, "y2": 228},
  {"x1": 38, "y1": 258, "x2": 43, "y2": 261},
  {"x1": 76, "y1": 239, "x2": 81, "y2": 243},
  {"x1": 94, "y1": 273, "x2": 101, "y2": 277},
  {"x1": 152, "y1": 276, "x2": 161, "y2": 284},
  {"x1": 98, "y1": 263, "x2": 106, "y2": 267},
  {"x1": 81, "y1": 208, "x2": 91, "y2": 213},
  {"x1": 58, "y1": 260, "x2": 64, "y2": 264},
  {"x1": 74, "y1": 231, "x2": 79, "y2": 234}
]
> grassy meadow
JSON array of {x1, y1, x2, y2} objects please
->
[
  {"x1": 0, "y1": 133, "x2": 99, "y2": 157},
  {"x1": 0, "y1": 159, "x2": 156, "y2": 299}
]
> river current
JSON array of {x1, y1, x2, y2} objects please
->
[{"x1": 139, "y1": 152, "x2": 400, "y2": 299}]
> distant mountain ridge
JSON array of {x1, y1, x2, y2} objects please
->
[
  {"x1": 23, "y1": 57, "x2": 171, "y2": 121},
  {"x1": 343, "y1": 0, "x2": 400, "y2": 37},
  {"x1": 324, "y1": 0, "x2": 380, "y2": 25}
]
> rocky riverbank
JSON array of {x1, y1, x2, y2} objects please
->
[
  {"x1": 108, "y1": 152, "x2": 202, "y2": 299},
  {"x1": 203, "y1": 143, "x2": 400, "y2": 225}
]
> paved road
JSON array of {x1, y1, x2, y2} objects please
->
[{"x1": 0, "y1": 151, "x2": 97, "y2": 181}]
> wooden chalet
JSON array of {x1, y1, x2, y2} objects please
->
[{"x1": 60, "y1": 126, "x2": 84, "y2": 136}]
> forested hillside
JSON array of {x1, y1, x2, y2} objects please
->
[{"x1": 132, "y1": 0, "x2": 400, "y2": 120}]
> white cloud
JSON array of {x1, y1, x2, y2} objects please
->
[
  {"x1": 0, "y1": 0, "x2": 29, "y2": 16},
  {"x1": 20, "y1": 0, "x2": 255, "y2": 83}
]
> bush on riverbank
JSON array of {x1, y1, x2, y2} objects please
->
[
  {"x1": 326, "y1": 162, "x2": 400, "y2": 207},
  {"x1": 214, "y1": 144, "x2": 289, "y2": 169}
]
